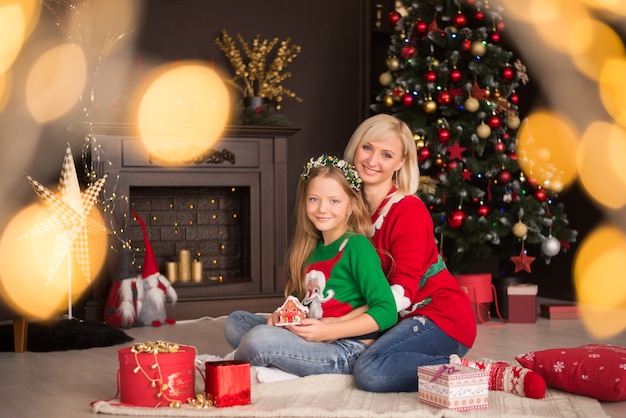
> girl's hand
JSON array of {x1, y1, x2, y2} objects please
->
[
  {"x1": 286, "y1": 318, "x2": 334, "y2": 342},
  {"x1": 266, "y1": 311, "x2": 280, "y2": 326}
]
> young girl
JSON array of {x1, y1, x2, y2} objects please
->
[{"x1": 223, "y1": 155, "x2": 397, "y2": 376}]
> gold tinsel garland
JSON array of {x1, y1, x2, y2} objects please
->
[{"x1": 215, "y1": 30, "x2": 303, "y2": 109}]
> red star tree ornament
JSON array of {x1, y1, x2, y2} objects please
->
[
  {"x1": 510, "y1": 249, "x2": 536, "y2": 273},
  {"x1": 446, "y1": 142, "x2": 467, "y2": 160}
]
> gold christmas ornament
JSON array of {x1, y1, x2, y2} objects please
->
[
  {"x1": 379, "y1": 71, "x2": 393, "y2": 86},
  {"x1": 383, "y1": 94, "x2": 394, "y2": 107},
  {"x1": 215, "y1": 30, "x2": 303, "y2": 107},
  {"x1": 471, "y1": 41, "x2": 486, "y2": 56},
  {"x1": 512, "y1": 221, "x2": 528, "y2": 238},
  {"x1": 464, "y1": 96, "x2": 479, "y2": 112},
  {"x1": 476, "y1": 122, "x2": 491, "y2": 139},
  {"x1": 506, "y1": 114, "x2": 521, "y2": 130},
  {"x1": 423, "y1": 100, "x2": 437, "y2": 113},
  {"x1": 387, "y1": 57, "x2": 401, "y2": 71}
]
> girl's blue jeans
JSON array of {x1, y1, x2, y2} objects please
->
[{"x1": 223, "y1": 310, "x2": 368, "y2": 376}]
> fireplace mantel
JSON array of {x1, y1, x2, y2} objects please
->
[{"x1": 82, "y1": 123, "x2": 299, "y2": 320}]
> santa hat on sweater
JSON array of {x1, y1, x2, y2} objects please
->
[{"x1": 132, "y1": 211, "x2": 159, "y2": 278}]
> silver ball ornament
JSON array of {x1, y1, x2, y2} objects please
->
[{"x1": 541, "y1": 236, "x2": 561, "y2": 257}]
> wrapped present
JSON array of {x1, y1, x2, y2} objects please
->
[
  {"x1": 418, "y1": 364, "x2": 489, "y2": 411},
  {"x1": 204, "y1": 360, "x2": 251, "y2": 407},
  {"x1": 118, "y1": 341, "x2": 196, "y2": 407},
  {"x1": 508, "y1": 283, "x2": 538, "y2": 323}
]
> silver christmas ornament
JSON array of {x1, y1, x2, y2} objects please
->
[{"x1": 541, "y1": 236, "x2": 561, "y2": 257}]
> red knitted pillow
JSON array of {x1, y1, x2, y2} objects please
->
[{"x1": 515, "y1": 344, "x2": 626, "y2": 401}]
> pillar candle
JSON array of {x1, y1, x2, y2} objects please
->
[
  {"x1": 178, "y1": 250, "x2": 191, "y2": 283},
  {"x1": 165, "y1": 261, "x2": 178, "y2": 283},
  {"x1": 192, "y1": 260, "x2": 203, "y2": 282}
]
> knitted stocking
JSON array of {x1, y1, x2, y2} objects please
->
[{"x1": 450, "y1": 355, "x2": 546, "y2": 399}]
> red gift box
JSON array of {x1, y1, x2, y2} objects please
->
[
  {"x1": 204, "y1": 360, "x2": 251, "y2": 407},
  {"x1": 117, "y1": 342, "x2": 196, "y2": 407},
  {"x1": 507, "y1": 283, "x2": 538, "y2": 323}
]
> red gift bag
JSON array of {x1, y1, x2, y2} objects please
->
[
  {"x1": 118, "y1": 342, "x2": 196, "y2": 407},
  {"x1": 455, "y1": 274, "x2": 504, "y2": 325}
]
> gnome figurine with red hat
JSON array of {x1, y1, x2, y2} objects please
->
[{"x1": 122, "y1": 211, "x2": 177, "y2": 327}]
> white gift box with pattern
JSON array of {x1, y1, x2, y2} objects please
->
[{"x1": 418, "y1": 364, "x2": 489, "y2": 411}]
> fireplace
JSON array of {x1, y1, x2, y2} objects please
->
[{"x1": 83, "y1": 123, "x2": 299, "y2": 319}]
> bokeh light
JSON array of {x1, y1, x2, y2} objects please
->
[
  {"x1": 599, "y1": 58, "x2": 626, "y2": 128},
  {"x1": 570, "y1": 19, "x2": 625, "y2": 81},
  {"x1": 516, "y1": 110, "x2": 579, "y2": 192},
  {"x1": 533, "y1": 0, "x2": 592, "y2": 55},
  {"x1": 577, "y1": 121, "x2": 626, "y2": 208},
  {"x1": 136, "y1": 61, "x2": 231, "y2": 164},
  {"x1": 0, "y1": 3, "x2": 26, "y2": 75},
  {"x1": 577, "y1": 0, "x2": 626, "y2": 16},
  {"x1": 25, "y1": 43, "x2": 87, "y2": 122},
  {"x1": 0, "y1": 203, "x2": 108, "y2": 319},
  {"x1": 0, "y1": 69, "x2": 12, "y2": 114},
  {"x1": 573, "y1": 224, "x2": 626, "y2": 338}
]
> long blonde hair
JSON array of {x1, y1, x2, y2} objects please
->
[
  {"x1": 344, "y1": 114, "x2": 419, "y2": 210},
  {"x1": 284, "y1": 165, "x2": 371, "y2": 299}
]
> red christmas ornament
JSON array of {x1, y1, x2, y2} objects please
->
[
  {"x1": 425, "y1": 70, "x2": 437, "y2": 83},
  {"x1": 477, "y1": 204, "x2": 490, "y2": 217},
  {"x1": 437, "y1": 90, "x2": 452, "y2": 106},
  {"x1": 494, "y1": 142, "x2": 506, "y2": 153},
  {"x1": 497, "y1": 21, "x2": 505, "y2": 31},
  {"x1": 437, "y1": 128, "x2": 451, "y2": 143},
  {"x1": 527, "y1": 177, "x2": 537, "y2": 187},
  {"x1": 401, "y1": 46, "x2": 417, "y2": 59},
  {"x1": 448, "y1": 209, "x2": 467, "y2": 229},
  {"x1": 535, "y1": 189, "x2": 547, "y2": 202},
  {"x1": 490, "y1": 32, "x2": 501, "y2": 43},
  {"x1": 502, "y1": 67, "x2": 514, "y2": 82},
  {"x1": 453, "y1": 13, "x2": 467, "y2": 27},
  {"x1": 510, "y1": 93, "x2": 519, "y2": 104},
  {"x1": 508, "y1": 152, "x2": 517, "y2": 160},
  {"x1": 450, "y1": 69, "x2": 462, "y2": 84},
  {"x1": 392, "y1": 87, "x2": 404, "y2": 99},
  {"x1": 474, "y1": 10, "x2": 484, "y2": 21},
  {"x1": 388, "y1": 11, "x2": 401, "y2": 26},
  {"x1": 418, "y1": 148, "x2": 431, "y2": 162},
  {"x1": 401, "y1": 93, "x2": 414, "y2": 107},
  {"x1": 467, "y1": 0, "x2": 477, "y2": 4},
  {"x1": 415, "y1": 20, "x2": 428, "y2": 35},
  {"x1": 447, "y1": 160, "x2": 458, "y2": 171},
  {"x1": 488, "y1": 115, "x2": 501, "y2": 129},
  {"x1": 498, "y1": 170, "x2": 512, "y2": 184},
  {"x1": 511, "y1": 249, "x2": 536, "y2": 273},
  {"x1": 461, "y1": 39, "x2": 472, "y2": 51}
]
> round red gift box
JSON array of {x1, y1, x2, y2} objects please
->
[{"x1": 117, "y1": 343, "x2": 196, "y2": 407}]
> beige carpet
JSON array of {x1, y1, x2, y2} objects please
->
[{"x1": 92, "y1": 373, "x2": 608, "y2": 417}]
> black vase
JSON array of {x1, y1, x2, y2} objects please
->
[{"x1": 243, "y1": 96, "x2": 268, "y2": 110}]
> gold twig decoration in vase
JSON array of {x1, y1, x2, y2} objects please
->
[{"x1": 215, "y1": 29, "x2": 303, "y2": 110}]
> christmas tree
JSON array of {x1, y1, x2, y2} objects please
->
[{"x1": 372, "y1": 0, "x2": 577, "y2": 274}]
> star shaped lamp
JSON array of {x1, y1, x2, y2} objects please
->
[{"x1": 21, "y1": 146, "x2": 109, "y2": 318}]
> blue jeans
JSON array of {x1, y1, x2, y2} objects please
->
[
  {"x1": 223, "y1": 310, "x2": 369, "y2": 376},
  {"x1": 353, "y1": 316, "x2": 469, "y2": 392}
]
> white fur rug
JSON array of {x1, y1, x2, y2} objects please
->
[{"x1": 92, "y1": 373, "x2": 608, "y2": 417}]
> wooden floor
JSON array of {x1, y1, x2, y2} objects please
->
[{"x1": 1, "y1": 298, "x2": 625, "y2": 417}]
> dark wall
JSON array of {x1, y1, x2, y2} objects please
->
[{"x1": 134, "y1": 0, "x2": 367, "y2": 227}]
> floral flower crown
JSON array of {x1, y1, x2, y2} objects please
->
[{"x1": 300, "y1": 154, "x2": 362, "y2": 191}]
